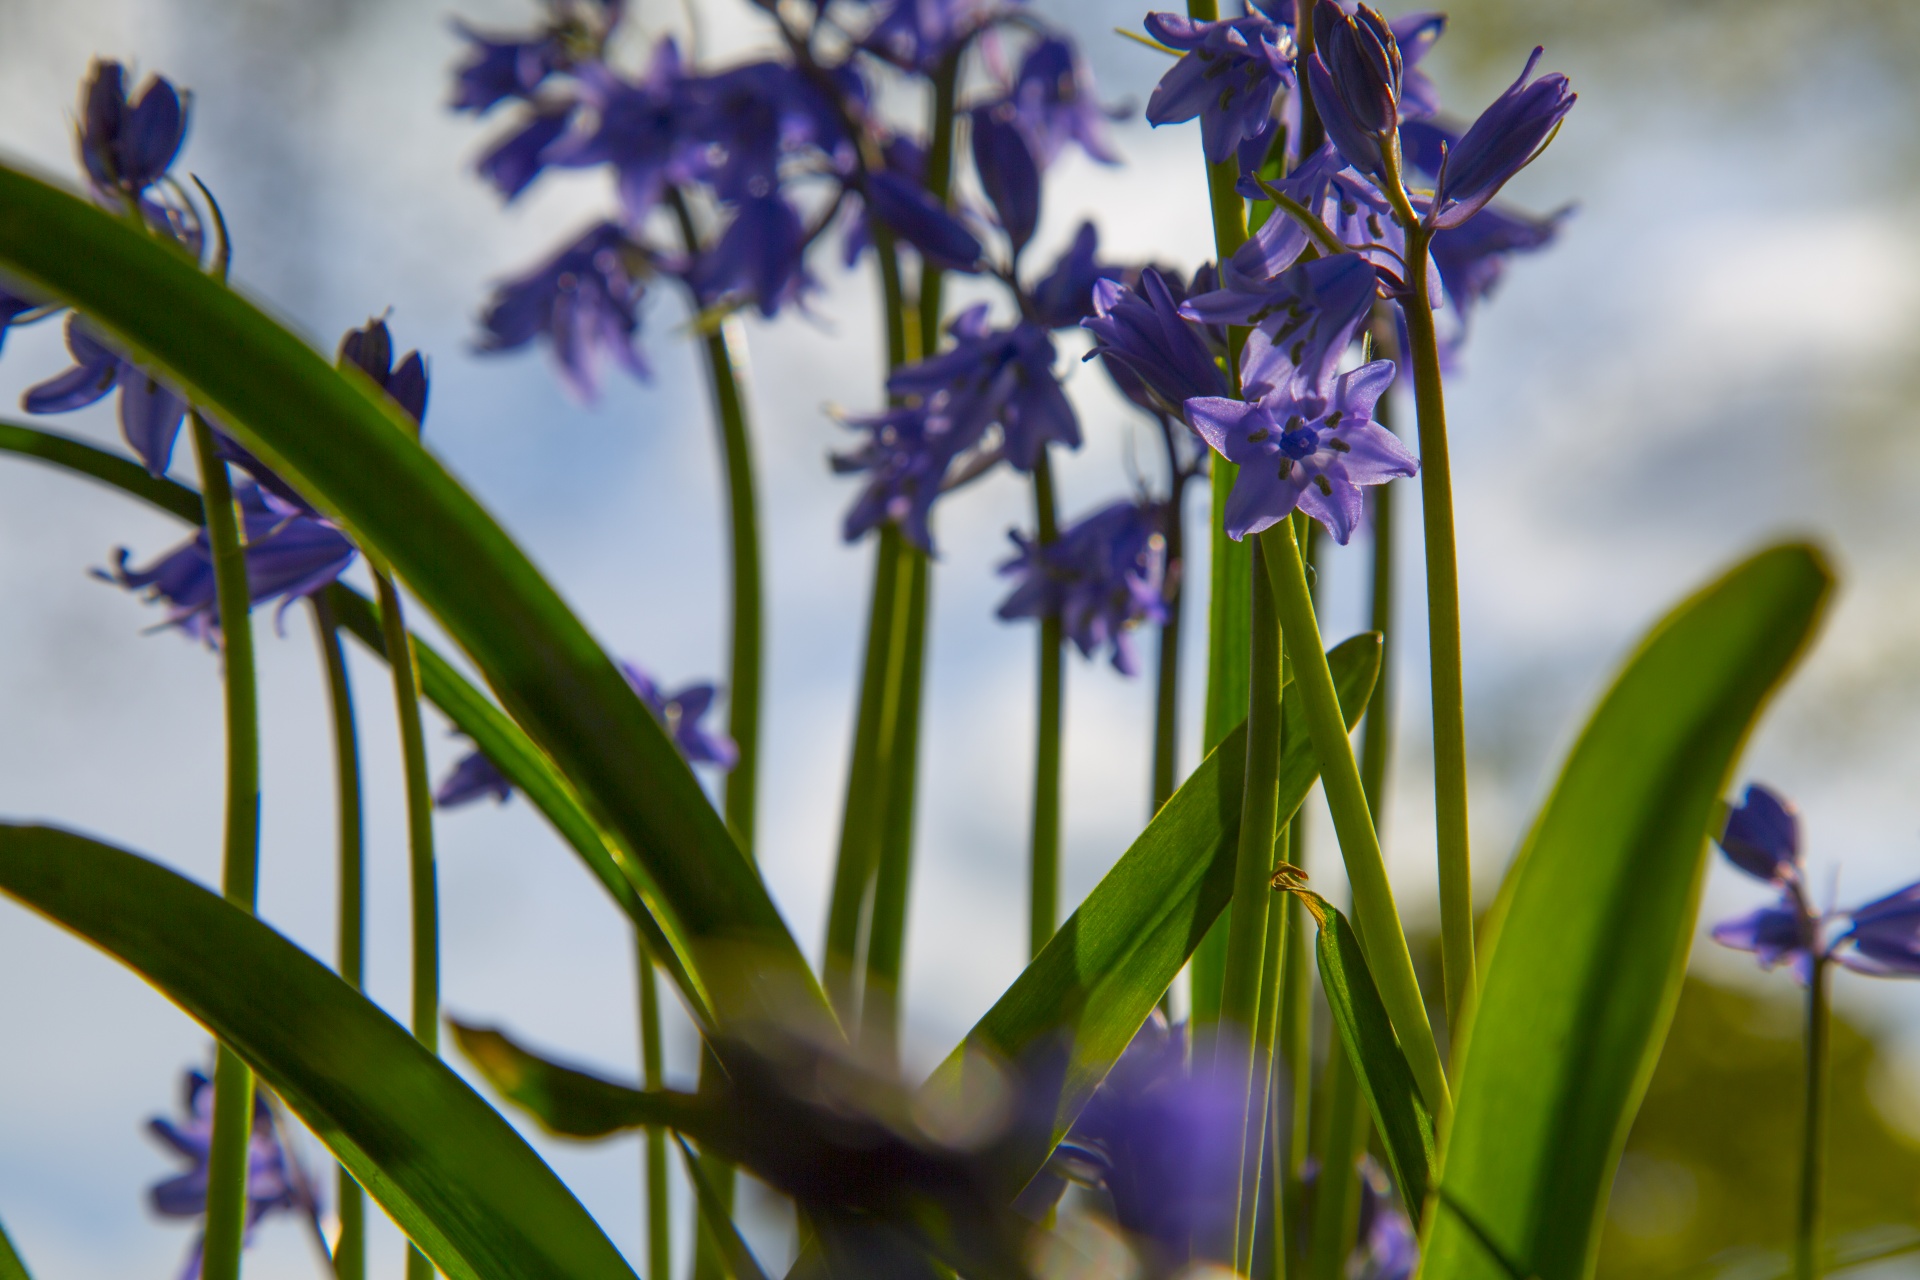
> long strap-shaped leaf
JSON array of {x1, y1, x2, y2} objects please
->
[
  {"x1": 0, "y1": 420, "x2": 716, "y2": 1027},
  {"x1": 0, "y1": 165, "x2": 830, "y2": 1035},
  {"x1": 942, "y1": 633, "x2": 1380, "y2": 1190},
  {"x1": 1421, "y1": 543, "x2": 1832, "y2": 1280},
  {"x1": 0, "y1": 824, "x2": 639, "y2": 1280}
]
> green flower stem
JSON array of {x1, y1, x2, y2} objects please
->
[
  {"x1": 1029, "y1": 451, "x2": 1064, "y2": 959},
  {"x1": 309, "y1": 596, "x2": 366, "y2": 1280},
  {"x1": 374, "y1": 567, "x2": 438, "y2": 1280},
  {"x1": 1216, "y1": 535, "x2": 1285, "y2": 1263},
  {"x1": 916, "y1": 49, "x2": 961, "y2": 350},
  {"x1": 639, "y1": 942, "x2": 670, "y2": 1280},
  {"x1": 189, "y1": 414, "x2": 260, "y2": 1280},
  {"x1": 1188, "y1": 50, "x2": 1252, "y2": 1023},
  {"x1": 1797, "y1": 953, "x2": 1833, "y2": 1280},
  {"x1": 1278, "y1": 514, "x2": 1320, "y2": 1280},
  {"x1": 1358, "y1": 384, "x2": 1397, "y2": 820},
  {"x1": 1305, "y1": 1041, "x2": 1369, "y2": 1280},
  {"x1": 1239, "y1": 818, "x2": 1289, "y2": 1276},
  {"x1": 1380, "y1": 150, "x2": 1476, "y2": 1037},
  {"x1": 1152, "y1": 419, "x2": 1191, "y2": 813},
  {"x1": 1256, "y1": 521, "x2": 1450, "y2": 1121}
]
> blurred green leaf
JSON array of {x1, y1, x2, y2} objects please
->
[
  {"x1": 0, "y1": 164, "x2": 829, "y2": 1035},
  {"x1": 943, "y1": 633, "x2": 1380, "y2": 1189},
  {"x1": 0, "y1": 1215, "x2": 29, "y2": 1280},
  {"x1": 448, "y1": 1021, "x2": 709, "y2": 1139},
  {"x1": 1423, "y1": 543, "x2": 1832, "y2": 1280},
  {"x1": 678, "y1": 1135, "x2": 774, "y2": 1280},
  {"x1": 0, "y1": 419, "x2": 716, "y2": 1027},
  {"x1": 1284, "y1": 887, "x2": 1435, "y2": 1222},
  {"x1": 0, "y1": 824, "x2": 638, "y2": 1280}
]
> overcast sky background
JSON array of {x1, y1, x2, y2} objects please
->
[{"x1": 2, "y1": 0, "x2": 1920, "y2": 1275}]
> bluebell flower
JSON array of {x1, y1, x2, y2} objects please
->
[
  {"x1": 451, "y1": 25, "x2": 565, "y2": 114},
  {"x1": 889, "y1": 305, "x2": 1077, "y2": 471},
  {"x1": 1834, "y1": 884, "x2": 1920, "y2": 977},
  {"x1": 1717, "y1": 783, "x2": 1802, "y2": 884},
  {"x1": 1186, "y1": 358, "x2": 1415, "y2": 543},
  {"x1": 841, "y1": 136, "x2": 925, "y2": 267},
  {"x1": 0, "y1": 282, "x2": 42, "y2": 352},
  {"x1": 621, "y1": 662, "x2": 738, "y2": 768},
  {"x1": 541, "y1": 41, "x2": 697, "y2": 221},
  {"x1": 99, "y1": 483, "x2": 357, "y2": 643},
  {"x1": 1305, "y1": 1, "x2": 1401, "y2": 178},
  {"x1": 1422, "y1": 48, "x2": 1574, "y2": 231},
  {"x1": 436, "y1": 744, "x2": 515, "y2": 808},
  {"x1": 685, "y1": 60, "x2": 853, "y2": 203},
  {"x1": 1057, "y1": 1014, "x2": 1242, "y2": 1264},
  {"x1": 997, "y1": 500, "x2": 1167, "y2": 675},
  {"x1": 1712, "y1": 891, "x2": 1819, "y2": 985},
  {"x1": 689, "y1": 194, "x2": 814, "y2": 318},
  {"x1": 860, "y1": 0, "x2": 989, "y2": 73},
  {"x1": 1008, "y1": 36, "x2": 1120, "y2": 167},
  {"x1": 1185, "y1": 251, "x2": 1381, "y2": 401},
  {"x1": 1230, "y1": 142, "x2": 1412, "y2": 291},
  {"x1": 480, "y1": 221, "x2": 648, "y2": 400},
  {"x1": 1426, "y1": 202, "x2": 1563, "y2": 328},
  {"x1": 80, "y1": 60, "x2": 188, "y2": 198},
  {"x1": 831, "y1": 402, "x2": 965, "y2": 551},
  {"x1": 867, "y1": 169, "x2": 983, "y2": 272},
  {"x1": 148, "y1": 1069, "x2": 315, "y2": 1280},
  {"x1": 1143, "y1": 11, "x2": 1296, "y2": 166},
  {"x1": 1028, "y1": 222, "x2": 1121, "y2": 330},
  {"x1": 970, "y1": 102, "x2": 1041, "y2": 255},
  {"x1": 478, "y1": 105, "x2": 578, "y2": 201},
  {"x1": 1082, "y1": 266, "x2": 1227, "y2": 419},
  {"x1": 23, "y1": 315, "x2": 188, "y2": 477},
  {"x1": 339, "y1": 318, "x2": 429, "y2": 426}
]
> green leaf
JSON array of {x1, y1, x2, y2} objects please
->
[
  {"x1": 0, "y1": 419, "x2": 716, "y2": 1028},
  {"x1": 677, "y1": 1135, "x2": 774, "y2": 1280},
  {"x1": 448, "y1": 1020, "x2": 707, "y2": 1139},
  {"x1": 0, "y1": 1215, "x2": 29, "y2": 1280},
  {"x1": 1279, "y1": 883, "x2": 1434, "y2": 1221},
  {"x1": 941, "y1": 633, "x2": 1380, "y2": 1188},
  {"x1": 1422, "y1": 543, "x2": 1832, "y2": 1280},
  {"x1": 0, "y1": 824, "x2": 638, "y2": 1280},
  {"x1": 0, "y1": 165, "x2": 830, "y2": 1036}
]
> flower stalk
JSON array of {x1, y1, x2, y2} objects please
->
[
  {"x1": 639, "y1": 942, "x2": 671, "y2": 1280},
  {"x1": 189, "y1": 412, "x2": 260, "y2": 1280},
  {"x1": 1797, "y1": 952, "x2": 1832, "y2": 1280},
  {"x1": 1029, "y1": 450, "x2": 1064, "y2": 958},
  {"x1": 1151, "y1": 417, "x2": 1191, "y2": 813}
]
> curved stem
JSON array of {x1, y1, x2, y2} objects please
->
[
  {"x1": 1257, "y1": 521, "x2": 1450, "y2": 1121},
  {"x1": 190, "y1": 415, "x2": 259, "y2": 1280},
  {"x1": 639, "y1": 944, "x2": 671, "y2": 1280},
  {"x1": 1797, "y1": 955, "x2": 1832, "y2": 1280},
  {"x1": 374, "y1": 569, "x2": 438, "y2": 1280},
  {"x1": 310, "y1": 597, "x2": 365, "y2": 1280},
  {"x1": 1029, "y1": 453, "x2": 1064, "y2": 958}
]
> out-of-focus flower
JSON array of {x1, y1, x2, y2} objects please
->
[
  {"x1": 436, "y1": 744, "x2": 515, "y2": 808},
  {"x1": 480, "y1": 221, "x2": 649, "y2": 400},
  {"x1": 1143, "y1": 12, "x2": 1296, "y2": 166},
  {"x1": 338, "y1": 318, "x2": 429, "y2": 426},
  {"x1": 541, "y1": 40, "x2": 697, "y2": 221},
  {"x1": 1056, "y1": 1014, "x2": 1241, "y2": 1265},
  {"x1": 971, "y1": 102, "x2": 1041, "y2": 255},
  {"x1": 689, "y1": 194, "x2": 814, "y2": 318},
  {"x1": 832, "y1": 403, "x2": 965, "y2": 551},
  {"x1": 449, "y1": 1, "x2": 621, "y2": 113},
  {"x1": 1423, "y1": 47, "x2": 1574, "y2": 231},
  {"x1": 889, "y1": 305, "x2": 1077, "y2": 472},
  {"x1": 0, "y1": 283, "x2": 42, "y2": 352},
  {"x1": 1186, "y1": 358, "x2": 1414, "y2": 543},
  {"x1": 621, "y1": 662, "x2": 738, "y2": 768},
  {"x1": 1389, "y1": 12, "x2": 1446, "y2": 123},
  {"x1": 479, "y1": 106, "x2": 578, "y2": 200},
  {"x1": 1007, "y1": 35, "x2": 1120, "y2": 167},
  {"x1": 99, "y1": 484, "x2": 357, "y2": 643},
  {"x1": 1711, "y1": 891, "x2": 1818, "y2": 985},
  {"x1": 860, "y1": 0, "x2": 990, "y2": 73},
  {"x1": 1083, "y1": 267, "x2": 1226, "y2": 419},
  {"x1": 997, "y1": 500, "x2": 1167, "y2": 675},
  {"x1": 867, "y1": 169, "x2": 984, "y2": 272},
  {"x1": 1027, "y1": 222, "x2": 1119, "y2": 330},
  {"x1": 1305, "y1": 1, "x2": 1401, "y2": 178},
  {"x1": 1717, "y1": 783, "x2": 1802, "y2": 885},
  {"x1": 1185, "y1": 251, "x2": 1380, "y2": 401},
  {"x1": 80, "y1": 60, "x2": 188, "y2": 198},
  {"x1": 1835, "y1": 883, "x2": 1920, "y2": 976},
  {"x1": 148, "y1": 1069, "x2": 316, "y2": 1280},
  {"x1": 684, "y1": 60, "x2": 852, "y2": 202},
  {"x1": 23, "y1": 315, "x2": 188, "y2": 477}
]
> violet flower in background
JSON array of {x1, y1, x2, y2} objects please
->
[
  {"x1": 480, "y1": 221, "x2": 649, "y2": 399},
  {"x1": 0, "y1": 283, "x2": 41, "y2": 352},
  {"x1": 23, "y1": 316, "x2": 188, "y2": 477},
  {"x1": 436, "y1": 744, "x2": 515, "y2": 808},
  {"x1": 621, "y1": 662, "x2": 738, "y2": 769},
  {"x1": 867, "y1": 168, "x2": 984, "y2": 272},
  {"x1": 1423, "y1": 47, "x2": 1575, "y2": 231},
  {"x1": 689, "y1": 193, "x2": 814, "y2": 318},
  {"x1": 1027, "y1": 222, "x2": 1120, "y2": 330},
  {"x1": 887, "y1": 305, "x2": 1077, "y2": 472},
  {"x1": 1083, "y1": 266, "x2": 1227, "y2": 420},
  {"x1": 79, "y1": 60, "x2": 187, "y2": 199},
  {"x1": 148, "y1": 1069, "x2": 316, "y2": 1280},
  {"x1": 1187, "y1": 358, "x2": 1415, "y2": 543},
  {"x1": 971, "y1": 102, "x2": 1041, "y2": 255},
  {"x1": 1143, "y1": 10, "x2": 1295, "y2": 165},
  {"x1": 1007, "y1": 36, "x2": 1119, "y2": 167},
  {"x1": 1389, "y1": 11, "x2": 1446, "y2": 123},
  {"x1": 339, "y1": 317, "x2": 428, "y2": 425},
  {"x1": 832, "y1": 403, "x2": 965, "y2": 552},
  {"x1": 997, "y1": 500, "x2": 1167, "y2": 675},
  {"x1": 449, "y1": 0, "x2": 622, "y2": 113}
]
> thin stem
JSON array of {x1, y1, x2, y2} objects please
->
[
  {"x1": 1358, "y1": 380, "x2": 1398, "y2": 822},
  {"x1": 1383, "y1": 150, "x2": 1477, "y2": 1040},
  {"x1": 1257, "y1": 522, "x2": 1450, "y2": 1121},
  {"x1": 310, "y1": 597, "x2": 365, "y2": 1280},
  {"x1": 1305, "y1": 1043, "x2": 1370, "y2": 1280},
  {"x1": 1278, "y1": 886, "x2": 1313, "y2": 1280},
  {"x1": 1030, "y1": 452, "x2": 1064, "y2": 959},
  {"x1": 917, "y1": 50, "x2": 961, "y2": 351},
  {"x1": 1239, "y1": 819, "x2": 1289, "y2": 1275},
  {"x1": 374, "y1": 570, "x2": 438, "y2": 1280},
  {"x1": 190, "y1": 415, "x2": 259, "y2": 1280},
  {"x1": 1796, "y1": 955, "x2": 1832, "y2": 1280},
  {"x1": 1152, "y1": 421, "x2": 1190, "y2": 813},
  {"x1": 639, "y1": 942, "x2": 671, "y2": 1280}
]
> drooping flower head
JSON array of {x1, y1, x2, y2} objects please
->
[
  {"x1": 1083, "y1": 267, "x2": 1227, "y2": 420},
  {"x1": 997, "y1": 500, "x2": 1168, "y2": 675},
  {"x1": 1186, "y1": 250, "x2": 1381, "y2": 402},
  {"x1": 538, "y1": 39, "x2": 699, "y2": 220},
  {"x1": 79, "y1": 60, "x2": 188, "y2": 199},
  {"x1": 971, "y1": 101, "x2": 1042, "y2": 256},
  {"x1": 480, "y1": 221, "x2": 649, "y2": 400},
  {"x1": 148, "y1": 1069, "x2": 316, "y2": 1280},
  {"x1": 1007, "y1": 36, "x2": 1120, "y2": 167},
  {"x1": 449, "y1": 0, "x2": 622, "y2": 114},
  {"x1": 859, "y1": 0, "x2": 992, "y2": 73},
  {"x1": 1423, "y1": 47, "x2": 1574, "y2": 231},
  {"x1": 1143, "y1": 11, "x2": 1296, "y2": 166},
  {"x1": 1027, "y1": 222, "x2": 1121, "y2": 331},
  {"x1": 832, "y1": 402, "x2": 964, "y2": 552},
  {"x1": 23, "y1": 315, "x2": 188, "y2": 477},
  {"x1": 1187, "y1": 358, "x2": 1415, "y2": 544},
  {"x1": 688, "y1": 194, "x2": 815, "y2": 318},
  {"x1": 621, "y1": 662, "x2": 738, "y2": 769},
  {"x1": 888, "y1": 305, "x2": 1078, "y2": 472}
]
